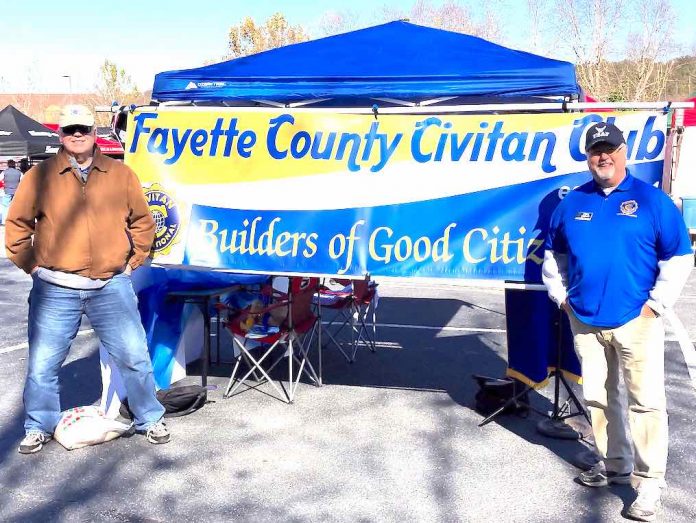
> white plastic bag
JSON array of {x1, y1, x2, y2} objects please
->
[{"x1": 54, "y1": 406, "x2": 132, "y2": 450}]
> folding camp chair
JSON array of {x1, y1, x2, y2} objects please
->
[
  {"x1": 222, "y1": 276, "x2": 322, "y2": 403},
  {"x1": 315, "y1": 276, "x2": 378, "y2": 363}
]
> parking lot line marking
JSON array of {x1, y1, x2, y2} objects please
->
[
  {"x1": 1, "y1": 318, "x2": 690, "y2": 390},
  {"x1": 321, "y1": 320, "x2": 505, "y2": 333},
  {"x1": 665, "y1": 310, "x2": 696, "y2": 392},
  {"x1": 0, "y1": 343, "x2": 28, "y2": 355},
  {"x1": 0, "y1": 329, "x2": 95, "y2": 355},
  {"x1": 374, "y1": 322, "x2": 505, "y2": 333}
]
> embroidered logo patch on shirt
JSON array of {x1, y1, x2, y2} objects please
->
[
  {"x1": 618, "y1": 200, "x2": 638, "y2": 217},
  {"x1": 574, "y1": 211, "x2": 593, "y2": 221}
]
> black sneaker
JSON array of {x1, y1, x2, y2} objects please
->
[
  {"x1": 145, "y1": 420, "x2": 170, "y2": 444},
  {"x1": 18, "y1": 432, "x2": 52, "y2": 454},
  {"x1": 577, "y1": 461, "x2": 632, "y2": 487}
]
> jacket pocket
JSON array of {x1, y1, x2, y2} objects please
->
[{"x1": 33, "y1": 220, "x2": 52, "y2": 266}]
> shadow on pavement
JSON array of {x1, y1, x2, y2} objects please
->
[
  {"x1": 207, "y1": 296, "x2": 599, "y2": 477},
  {"x1": 2, "y1": 292, "x2": 694, "y2": 522}
]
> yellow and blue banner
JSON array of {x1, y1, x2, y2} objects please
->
[{"x1": 127, "y1": 108, "x2": 667, "y2": 281}]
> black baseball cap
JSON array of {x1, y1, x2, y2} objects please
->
[{"x1": 585, "y1": 123, "x2": 626, "y2": 151}]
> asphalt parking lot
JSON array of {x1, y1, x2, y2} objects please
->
[{"x1": 1, "y1": 227, "x2": 695, "y2": 523}]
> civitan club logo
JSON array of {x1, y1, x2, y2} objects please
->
[
  {"x1": 619, "y1": 200, "x2": 638, "y2": 217},
  {"x1": 592, "y1": 125, "x2": 609, "y2": 140},
  {"x1": 145, "y1": 184, "x2": 181, "y2": 255}
]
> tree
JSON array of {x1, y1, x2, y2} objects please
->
[
  {"x1": 668, "y1": 55, "x2": 696, "y2": 98},
  {"x1": 89, "y1": 60, "x2": 143, "y2": 126},
  {"x1": 548, "y1": 0, "x2": 682, "y2": 101},
  {"x1": 315, "y1": 10, "x2": 361, "y2": 37},
  {"x1": 371, "y1": 0, "x2": 502, "y2": 41},
  {"x1": 549, "y1": 0, "x2": 624, "y2": 100},
  {"x1": 317, "y1": 1, "x2": 505, "y2": 43},
  {"x1": 227, "y1": 13, "x2": 310, "y2": 59},
  {"x1": 93, "y1": 60, "x2": 141, "y2": 106},
  {"x1": 526, "y1": 0, "x2": 551, "y2": 54},
  {"x1": 622, "y1": 0, "x2": 679, "y2": 101},
  {"x1": 407, "y1": 0, "x2": 502, "y2": 41}
]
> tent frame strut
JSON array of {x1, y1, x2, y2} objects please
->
[{"x1": 156, "y1": 101, "x2": 694, "y2": 113}]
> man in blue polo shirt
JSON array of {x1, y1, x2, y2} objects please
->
[{"x1": 542, "y1": 122, "x2": 692, "y2": 522}]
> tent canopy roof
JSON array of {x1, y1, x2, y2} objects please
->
[
  {"x1": 152, "y1": 21, "x2": 579, "y2": 104},
  {"x1": 0, "y1": 105, "x2": 60, "y2": 158}
]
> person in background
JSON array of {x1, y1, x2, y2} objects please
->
[
  {"x1": 542, "y1": 122, "x2": 693, "y2": 522},
  {"x1": 5, "y1": 104, "x2": 170, "y2": 454},
  {"x1": 2, "y1": 159, "x2": 22, "y2": 200}
]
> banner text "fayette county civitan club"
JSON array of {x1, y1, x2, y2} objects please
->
[{"x1": 127, "y1": 109, "x2": 667, "y2": 281}]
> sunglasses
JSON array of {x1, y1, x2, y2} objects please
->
[
  {"x1": 587, "y1": 143, "x2": 624, "y2": 156},
  {"x1": 61, "y1": 124, "x2": 94, "y2": 135}
]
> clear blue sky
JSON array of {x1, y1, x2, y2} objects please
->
[{"x1": 1, "y1": 0, "x2": 694, "y2": 94}]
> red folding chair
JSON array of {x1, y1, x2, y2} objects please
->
[
  {"x1": 222, "y1": 276, "x2": 322, "y2": 403},
  {"x1": 315, "y1": 276, "x2": 378, "y2": 363}
]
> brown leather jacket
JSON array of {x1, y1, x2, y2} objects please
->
[{"x1": 5, "y1": 147, "x2": 155, "y2": 278}]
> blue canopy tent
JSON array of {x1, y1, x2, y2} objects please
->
[
  {"x1": 151, "y1": 21, "x2": 580, "y2": 106},
  {"x1": 138, "y1": 21, "x2": 585, "y2": 396}
]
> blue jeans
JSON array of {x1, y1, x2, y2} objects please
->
[{"x1": 24, "y1": 273, "x2": 165, "y2": 433}]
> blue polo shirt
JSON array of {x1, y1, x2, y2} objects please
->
[{"x1": 545, "y1": 172, "x2": 692, "y2": 328}]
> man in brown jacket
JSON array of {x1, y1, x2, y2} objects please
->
[{"x1": 5, "y1": 105, "x2": 169, "y2": 453}]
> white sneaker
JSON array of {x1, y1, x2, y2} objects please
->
[
  {"x1": 18, "y1": 432, "x2": 52, "y2": 454},
  {"x1": 626, "y1": 481, "x2": 662, "y2": 522},
  {"x1": 145, "y1": 420, "x2": 170, "y2": 444}
]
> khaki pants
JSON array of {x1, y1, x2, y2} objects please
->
[{"x1": 568, "y1": 312, "x2": 667, "y2": 484}]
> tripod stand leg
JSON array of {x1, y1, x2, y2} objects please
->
[
  {"x1": 478, "y1": 385, "x2": 533, "y2": 427},
  {"x1": 556, "y1": 372, "x2": 590, "y2": 424},
  {"x1": 536, "y1": 369, "x2": 590, "y2": 439},
  {"x1": 535, "y1": 307, "x2": 591, "y2": 438}
]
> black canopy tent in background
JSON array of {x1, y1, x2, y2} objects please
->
[{"x1": 0, "y1": 105, "x2": 60, "y2": 159}]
